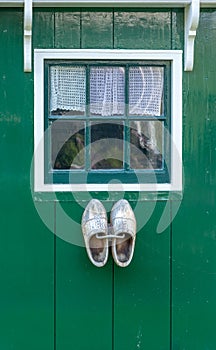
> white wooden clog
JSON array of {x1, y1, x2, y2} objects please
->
[
  {"x1": 110, "y1": 199, "x2": 136, "y2": 267},
  {"x1": 81, "y1": 199, "x2": 109, "y2": 267}
]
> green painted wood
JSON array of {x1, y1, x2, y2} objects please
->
[
  {"x1": 2, "y1": 7, "x2": 216, "y2": 350},
  {"x1": 53, "y1": 11, "x2": 114, "y2": 344},
  {"x1": 0, "y1": 9, "x2": 24, "y2": 121},
  {"x1": 172, "y1": 9, "x2": 216, "y2": 349},
  {"x1": 0, "y1": 197, "x2": 55, "y2": 350},
  {"x1": 33, "y1": 9, "x2": 55, "y2": 48},
  {"x1": 113, "y1": 201, "x2": 171, "y2": 350},
  {"x1": 81, "y1": 9, "x2": 113, "y2": 48},
  {"x1": 55, "y1": 201, "x2": 113, "y2": 350},
  {"x1": 171, "y1": 9, "x2": 184, "y2": 50},
  {"x1": 0, "y1": 9, "x2": 54, "y2": 350},
  {"x1": 114, "y1": 9, "x2": 171, "y2": 49},
  {"x1": 55, "y1": 10, "x2": 81, "y2": 48},
  {"x1": 112, "y1": 11, "x2": 172, "y2": 349}
]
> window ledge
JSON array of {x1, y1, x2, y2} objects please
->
[{"x1": 32, "y1": 190, "x2": 183, "y2": 202}]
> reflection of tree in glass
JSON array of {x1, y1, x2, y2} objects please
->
[
  {"x1": 51, "y1": 109, "x2": 84, "y2": 116},
  {"x1": 53, "y1": 131, "x2": 85, "y2": 169},
  {"x1": 130, "y1": 128, "x2": 162, "y2": 169},
  {"x1": 91, "y1": 123, "x2": 123, "y2": 169},
  {"x1": 92, "y1": 157, "x2": 123, "y2": 170}
]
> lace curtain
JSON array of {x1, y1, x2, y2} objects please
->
[
  {"x1": 50, "y1": 66, "x2": 86, "y2": 113},
  {"x1": 50, "y1": 65, "x2": 164, "y2": 116},
  {"x1": 90, "y1": 67, "x2": 125, "y2": 116},
  {"x1": 129, "y1": 66, "x2": 163, "y2": 116}
]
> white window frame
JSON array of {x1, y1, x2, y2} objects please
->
[{"x1": 34, "y1": 49, "x2": 182, "y2": 192}]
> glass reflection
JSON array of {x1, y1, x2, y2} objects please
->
[
  {"x1": 91, "y1": 122, "x2": 124, "y2": 169},
  {"x1": 51, "y1": 120, "x2": 85, "y2": 169},
  {"x1": 130, "y1": 121, "x2": 163, "y2": 169}
]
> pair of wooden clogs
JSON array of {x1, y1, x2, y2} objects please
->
[{"x1": 81, "y1": 199, "x2": 136, "y2": 267}]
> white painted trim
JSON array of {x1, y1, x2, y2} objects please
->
[
  {"x1": 201, "y1": 0, "x2": 216, "y2": 6},
  {"x1": 0, "y1": 0, "x2": 191, "y2": 7},
  {"x1": 1, "y1": 0, "x2": 216, "y2": 7},
  {"x1": 34, "y1": 183, "x2": 174, "y2": 192},
  {"x1": 34, "y1": 49, "x2": 182, "y2": 192},
  {"x1": 34, "y1": 48, "x2": 182, "y2": 60},
  {"x1": 24, "y1": 0, "x2": 32, "y2": 72},
  {"x1": 170, "y1": 51, "x2": 182, "y2": 191},
  {"x1": 34, "y1": 50, "x2": 45, "y2": 192},
  {"x1": 184, "y1": 0, "x2": 200, "y2": 71}
]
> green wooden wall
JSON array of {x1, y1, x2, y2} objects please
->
[{"x1": 0, "y1": 7, "x2": 216, "y2": 350}]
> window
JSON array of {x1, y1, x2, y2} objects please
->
[{"x1": 34, "y1": 50, "x2": 182, "y2": 192}]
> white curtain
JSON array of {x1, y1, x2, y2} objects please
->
[
  {"x1": 129, "y1": 66, "x2": 164, "y2": 116},
  {"x1": 90, "y1": 67, "x2": 125, "y2": 116},
  {"x1": 50, "y1": 66, "x2": 86, "y2": 112},
  {"x1": 50, "y1": 65, "x2": 164, "y2": 117}
]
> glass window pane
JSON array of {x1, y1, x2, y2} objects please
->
[
  {"x1": 50, "y1": 66, "x2": 86, "y2": 116},
  {"x1": 130, "y1": 121, "x2": 163, "y2": 169},
  {"x1": 90, "y1": 67, "x2": 125, "y2": 117},
  {"x1": 50, "y1": 120, "x2": 85, "y2": 169},
  {"x1": 91, "y1": 122, "x2": 124, "y2": 169},
  {"x1": 129, "y1": 66, "x2": 164, "y2": 116}
]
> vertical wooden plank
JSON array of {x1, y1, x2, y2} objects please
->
[
  {"x1": 81, "y1": 9, "x2": 113, "y2": 49},
  {"x1": 113, "y1": 10, "x2": 172, "y2": 350},
  {"x1": 55, "y1": 201, "x2": 113, "y2": 350},
  {"x1": 114, "y1": 9, "x2": 171, "y2": 49},
  {"x1": 171, "y1": 9, "x2": 184, "y2": 50},
  {"x1": 55, "y1": 10, "x2": 81, "y2": 49},
  {"x1": 114, "y1": 201, "x2": 171, "y2": 350},
  {"x1": 0, "y1": 198, "x2": 55, "y2": 350},
  {"x1": 172, "y1": 9, "x2": 216, "y2": 350},
  {"x1": 33, "y1": 9, "x2": 55, "y2": 48},
  {"x1": 53, "y1": 9, "x2": 113, "y2": 350},
  {"x1": 0, "y1": 9, "x2": 54, "y2": 350}
]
